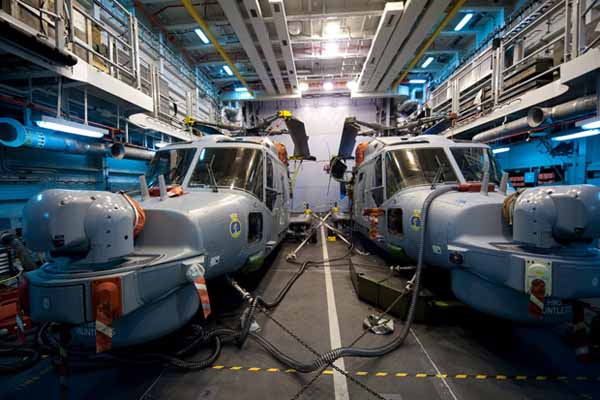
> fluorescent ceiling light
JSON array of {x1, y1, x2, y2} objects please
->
[
  {"x1": 194, "y1": 28, "x2": 210, "y2": 44},
  {"x1": 492, "y1": 147, "x2": 510, "y2": 154},
  {"x1": 346, "y1": 80, "x2": 357, "y2": 91},
  {"x1": 576, "y1": 116, "x2": 600, "y2": 130},
  {"x1": 35, "y1": 115, "x2": 107, "y2": 138},
  {"x1": 421, "y1": 56, "x2": 434, "y2": 68},
  {"x1": 409, "y1": 79, "x2": 427, "y2": 84},
  {"x1": 298, "y1": 82, "x2": 309, "y2": 91},
  {"x1": 323, "y1": 41, "x2": 339, "y2": 56},
  {"x1": 454, "y1": 13, "x2": 474, "y2": 31},
  {"x1": 234, "y1": 87, "x2": 248, "y2": 92},
  {"x1": 323, "y1": 81, "x2": 334, "y2": 91},
  {"x1": 155, "y1": 141, "x2": 169, "y2": 148},
  {"x1": 552, "y1": 129, "x2": 600, "y2": 141},
  {"x1": 223, "y1": 65, "x2": 233, "y2": 76},
  {"x1": 323, "y1": 21, "x2": 341, "y2": 38}
]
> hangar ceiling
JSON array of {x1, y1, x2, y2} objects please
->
[{"x1": 134, "y1": 0, "x2": 518, "y2": 97}]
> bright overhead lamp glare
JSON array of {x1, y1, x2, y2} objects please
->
[
  {"x1": 552, "y1": 129, "x2": 600, "y2": 141},
  {"x1": 323, "y1": 41, "x2": 339, "y2": 56},
  {"x1": 298, "y1": 82, "x2": 309, "y2": 91},
  {"x1": 324, "y1": 21, "x2": 341, "y2": 38},
  {"x1": 234, "y1": 87, "x2": 248, "y2": 92},
  {"x1": 194, "y1": 28, "x2": 210, "y2": 44},
  {"x1": 155, "y1": 141, "x2": 169, "y2": 149},
  {"x1": 223, "y1": 65, "x2": 233, "y2": 76},
  {"x1": 492, "y1": 147, "x2": 510, "y2": 154},
  {"x1": 323, "y1": 81, "x2": 334, "y2": 91},
  {"x1": 346, "y1": 80, "x2": 357, "y2": 90},
  {"x1": 35, "y1": 115, "x2": 107, "y2": 138},
  {"x1": 409, "y1": 79, "x2": 427, "y2": 84},
  {"x1": 454, "y1": 13, "x2": 474, "y2": 31},
  {"x1": 576, "y1": 116, "x2": 600, "y2": 130},
  {"x1": 421, "y1": 56, "x2": 434, "y2": 68}
]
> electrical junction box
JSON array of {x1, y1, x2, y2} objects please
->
[{"x1": 525, "y1": 258, "x2": 552, "y2": 296}]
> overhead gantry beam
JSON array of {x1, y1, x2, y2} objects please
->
[
  {"x1": 269, "y1": 0, "x2": 299, "y2": 92},
  {"x1": 217, "y1": 0, "x2": 276, "y2": 94},
  {"x1": 357, "y1": 2, "x2": 404, "y2": 92},
  {"x1": 243, "y1": 0, "x2": 286, "y2": 93}
]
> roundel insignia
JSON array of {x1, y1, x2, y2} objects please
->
[
  {"x1": 410, "y1": 210, "x2": 422, "y2": 231},
  {"x1": 229, "y1": 213, "x2": 242, "y2": 238}
]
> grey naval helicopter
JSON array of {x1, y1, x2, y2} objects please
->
[
  {"x1": 329, "y1": 115, "x2": 600, "y2": 325},
  {"x1": 21, "y1": 110, "x2": 314, "y2": 350}
]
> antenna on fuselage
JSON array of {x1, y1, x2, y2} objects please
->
[
  {"x1": 499, "y1": 172, "x2": 509, "y2": 195},
  {"x1": 139, "y1": 175, "x2": 150, "y2": 201}
]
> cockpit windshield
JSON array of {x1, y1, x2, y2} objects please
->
[
  {"x1": 189, "y1": 147, "x2": 264, "y2": 199},
  {"x1": 146, "y1": 148, "x2": 196, "y2": 187},
  {"x1": 451, "y1": 147, "x2": 502, "y2": 185},
  {"x1": 386, "y1": 148, "x2": 457, "y2": 197}
]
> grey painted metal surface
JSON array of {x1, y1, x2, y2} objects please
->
[{"x1": 349, "y1": 134, "x2": 600, "y2": 323}]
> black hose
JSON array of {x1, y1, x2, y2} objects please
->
[
  {"x1": 243, "y1": 185, "x2": 457, "y2": 373},
  {"x1": 0, "y1": 346, "x2": 40, "y2": 373}
]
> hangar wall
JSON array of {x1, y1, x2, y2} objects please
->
[{"x1": 256, "y1": 96, "x2": 381, "y2": 212}]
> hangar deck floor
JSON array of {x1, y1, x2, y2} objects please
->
[{"x1": 3, "y1": 227, "x2": 600, "y2": 400}]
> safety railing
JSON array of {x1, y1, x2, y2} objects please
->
[{"x1": 429, "y1": 0, "x2": 600, "y2": 126}]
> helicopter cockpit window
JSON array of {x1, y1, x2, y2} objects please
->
[
  {"x1": 451, "y1": 148, "x2": 502, "y2": 185},
  {"x1": 189, "y1": 147, "x2": 264, "y2": 200},
  {"x1": 385, "y1": 148, "x2": 457, "y2": 197},
  {"x1": 370, "y1": 156, "x2": 384, "y2": 206},
  {"x1": 146, "y1": 148, "x2": 196, "y2": 187}
]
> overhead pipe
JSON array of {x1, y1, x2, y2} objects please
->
[
  {"x1": 473, "y1": 95, "x2": 598, "y2": 143},
  {"x1": 527, "y1": 95, "x2": 597, "y2": 128},
  {"x1": 0, "y1": 117, "x2": 108, "y2": 155},
  {"x1": 391, "y1": 0, "x2": 467, "y2": 92},
  {"x1": 110, "y1": 143, "x2": 155, "y2": 161},
  {"x1": 181, "y1": 0, "x2": 254, "y2": 96}
]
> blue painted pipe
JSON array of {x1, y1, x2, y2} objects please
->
[{"x1": 0, "y1": 117, "x2": 108, "y2": 155}]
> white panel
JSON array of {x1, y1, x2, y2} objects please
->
[
  {"x1": 269, "y1": 0, "x2": 299, "y2": 91},
  {"x1": 363, "y1": 0, "x2": 425, "y2": 92},
  {"x1": 377, "y1": 0, "x2": 452, "y2": 91},
  {"x1": 217, "y1": 0, "x2": 276, "y2": 94},
  {"x1": 243, "y1": 0, "x2": 286, "y2": 94},
  {"x1": 356, "y1": 2, "x2": 404, "y2": 92}
]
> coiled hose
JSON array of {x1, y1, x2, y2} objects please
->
[{"x1": 244, "y1": 185, "x2": 457, "y2": 372}]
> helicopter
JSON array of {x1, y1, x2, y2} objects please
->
[
  {"x1": 329, "y1": 116, "x2": 600, "y2": 326},
  {"x1": 21, "y1": 111, "x2": 314, "y2": 351}
]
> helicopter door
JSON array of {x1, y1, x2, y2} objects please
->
[
  {"x1": 265, "y1": 156, "x2": 283, "y2": 240},
  {"x1": 354, "y1": 171, "x2": 367, "y2": 227},
  {"x1": 369, "y1": 156, "x2": 384, "y2": 207}
]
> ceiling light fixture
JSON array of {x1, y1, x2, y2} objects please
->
[
  {"x1": 492, "y1": 147, "x2": 510, "y2": 154},
  {"x1": 35, "y1": 115, "x2": 107, "y2": 138},
  {"x1": 155, "y1": 141, "x2": 169, "y2": 149},
  {"x1": 454, "y1": 13, "x2": 474, "y2": 32},
  {"x1": 421, "y1": 56, "x2": 434, "y2": 69},
  {"x1": 323, "y1": 21, "x2": 341, "y2": 38},
  {"x1": 552, "y1": 129, "x2": 600, "y2": 141},
  {"x1": 323, "y1": 41, "x2": 339, "y2": 57},
  {"x1": 234, "y1": 87, "x2": 248, "y2": 92},
  {"x1": 194, "y1": 28, "x2": 210, "y2": 44},
  {"x1": 346, "y1": 80, "x2": 357, "y2": 91},
  {"x1": 576, "y1": 116, "x2": 600, "y2": 130},
  {"x1": 223, "y1": 65, "x2": 233, "y2": 76},
  {"x1": 298, "y1": 82, "x2": 310, "y2": 91},
  {"x1": 409, "y1": 79, "x2": 427, "y2": 84},
  {"x1": 323, "y1": 81, "x2": 334, "y2": 91}
]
